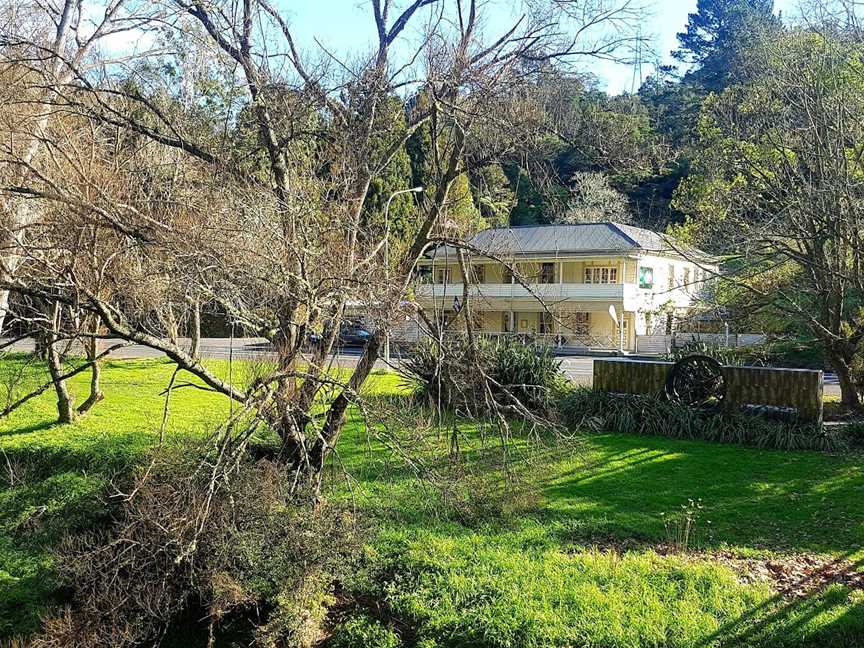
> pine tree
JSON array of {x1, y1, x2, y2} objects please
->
[{"x1": 674, "y1": 0, "x2": 779, "y2": 92}]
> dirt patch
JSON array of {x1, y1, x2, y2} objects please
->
[
  {"x1": 572, "y1": 536, "x2": 864, "y2": 599},
  {"x1": 707, "y1": 550, "x2": 864, "y2": 598}
]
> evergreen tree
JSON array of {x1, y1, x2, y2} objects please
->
[
  {"x1": 674, "y1": 0, "x2": 780, "y2": 92},
  {"x1": 361, "y1": 96, "x2": 416, "y2": 244},
  {"x1": 405, "y1": 91, "x2": 484, "y2": 233}
]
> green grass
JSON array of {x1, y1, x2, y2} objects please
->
[{"x1": 1, "y1": 356, "x2": 863, "y2": 646}]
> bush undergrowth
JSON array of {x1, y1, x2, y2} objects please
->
[{"x1": 559, "y1": 388, "x2": 842, "y2": 451}]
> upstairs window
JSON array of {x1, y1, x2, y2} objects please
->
[
  {"x1": 540, "y1": 263, "x2": 555, "y2": 284},
  {"x1": 584, "y1": 266, "x2": 618, "y2": 284},
  {"x1": 469, "y1": 264, "x2": 485, "y2": 284}
]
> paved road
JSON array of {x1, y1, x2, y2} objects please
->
[{"x1": 2, "y1": 337, "x2": 841, "y2": 396}]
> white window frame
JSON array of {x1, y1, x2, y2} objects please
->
[{"x1": 583, "y1": 266, "x2": 619, "y2": 284}]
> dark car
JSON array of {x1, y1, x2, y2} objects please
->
[
  {"x1": 306, "y1": 322, "x2": 372, "y2": 349},
  {"x1": 337, "y1": 323, "x2": 372, "y2": 346}
]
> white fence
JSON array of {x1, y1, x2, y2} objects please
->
[{"x1": 635, "y1": 333, "x2": 767, "y2": 355}]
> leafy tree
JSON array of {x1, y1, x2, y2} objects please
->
[
  {"x1": 406, "y1": 91, "x2": 483, "y2": 234},
  {"x1": 554, "y1": 172, "x2": 631, "y2": 224},
  {"x1": 469, "y1": 164, "x2": 514, "y2": 228},
  {"x1": 502, "y1": 163, "x2": 549, "y2": 226},
  {"x1": 674, "y1": 29, "x2": 864, "y2": 406}
]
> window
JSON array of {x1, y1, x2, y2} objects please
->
[
  {"x1": 416, "y1": 266, "x2": 433, "y2": 284},
  {"x1": 434, "y1": 267, "x2": 451, "y2": 284},
  {"x1": 638, "y1": 266, "x2": 654, "y2": 289},
  {"x1": 668, "y1": 264, "x2": 676, "y2": 289},
  {"x1": 564, "y1": 311, "x2": 590, "y2": 335},
  {"x1": 503, "y1": 266, "x2": 514, "y2": 284},
  {"x1": 469, "y1": 264, "x2": 485, "y2": 284},
  {"x1": 539, "y1": 312, "x2": 553, "y2": 334},
  {"x1": 540, "y1": 263, "x2": 555, "y2": 284},
  {"x1": 584, "y1": 266, "x2": 619, "y2": 284},
  {"x1": 502, "y1": 312, "x2": 513, "y2": 332},
  {"x1": 683, "y1": 267, "x2": 691, "y2": 287}
]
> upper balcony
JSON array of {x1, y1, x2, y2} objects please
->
[{"x1": 415, "y1": 282, "x2": 651, "y2": 309}]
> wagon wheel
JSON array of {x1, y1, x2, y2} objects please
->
[{"x1": 665, "y1": 354, "x2": 727, "y2": 408}]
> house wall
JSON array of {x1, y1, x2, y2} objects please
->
[{"x1": 485, "y1": 263, "x2": 505, "y2": 283}]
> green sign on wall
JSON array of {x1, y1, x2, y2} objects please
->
[{"x1": 638, "y1": 266, "x2": 654, "y2": 289}]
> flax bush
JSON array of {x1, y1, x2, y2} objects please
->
[
  {"x1": 401, "y1": 336, "x2": 563, "y2": 416},
  {"x1": 559, "y1": 388, "x2": 843, "y2": 451}
]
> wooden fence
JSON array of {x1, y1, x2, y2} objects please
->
[{"x1": 593, "y1": 358, "x2": 824, "y2": 423}]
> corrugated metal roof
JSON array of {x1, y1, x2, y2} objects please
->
[{"x1": 428, "y1": 222, "x2": 700, "y2": 259}]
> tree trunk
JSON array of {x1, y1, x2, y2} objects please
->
[
  {"x1": 0, "y1": 289, "x2": 10, "y2": 338},
  {"x1": 310, "y1": 333, "x2": 383, "y2": 477},
  {"x1": 45, "y1": 304, "x2": 75, "y2": 423},
  {"x1": 33, "y1": 333, "x2": 49, "y2": 359},
  {"x1": 831, "y1": 352, "x2": 860, "y2": 409},
  {"x1": 190, "y1": 298, "x2": 201, "y2": 360},
  {"x1": 77, "y1": 335, "x2": 104, "y2": 414}
]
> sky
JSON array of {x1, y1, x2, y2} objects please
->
[{"x1": 282, "y1": 0, "x2": 800, "y2": 95}]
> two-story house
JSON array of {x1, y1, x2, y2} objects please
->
[{"x1": 414, "y1": 222, "x2": 717, "y2": 353}]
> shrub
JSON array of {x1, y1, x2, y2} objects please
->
[
  {"x1": 488, "y1": 337, "x2": 563, "y2": 413},
  {"x1": 558, "y1": 388, "x2": 842, "y2": 452},
  {"x1": 401, "y1": 336, "x2": 485, "y2": 412},
  {"x1": 401, "y1": 336, "x2": 563, "y2": 416},
  {"x1": 327, "y1": 615, "x2": 402, "y2": 648},
  {"x1": 665, "y1": 340, "x2": 760, "y2": 366},
  {"x1": 33, "y1": 445, "x2": 364, "y2": 648}
]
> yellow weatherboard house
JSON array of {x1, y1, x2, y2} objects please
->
[{"x1": 415, "y1": 222, "x2": 717, "y2": 353}]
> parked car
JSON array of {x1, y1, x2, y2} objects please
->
[
  {"x1": 306, "y1": 322, "x2": 372, "y2": 349},
  {"x1": 337, "y1": 323, "x2": 372, "y2": 346}
]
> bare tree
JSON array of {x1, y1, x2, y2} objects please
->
[
  {"x1": 0, "y1": 0, "x2": 162, "y2": 334},
  {"x1": 0, "y1": 0, "x2": 643, "y2": 482}
]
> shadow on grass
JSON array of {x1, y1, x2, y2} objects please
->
[
  {"x1": 541, "y1": 434, "x2": 864, "y2": 556},
  {"x1": 697, "y1": 552, "x2": 864, "y2": 647},
  {"x1": 0, "y1": 419, "x2": 56, "y2": 437}
]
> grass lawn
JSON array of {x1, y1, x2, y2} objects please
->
[{"x1": 1, "y1": 357, "x2": 863, "y2": 646}]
